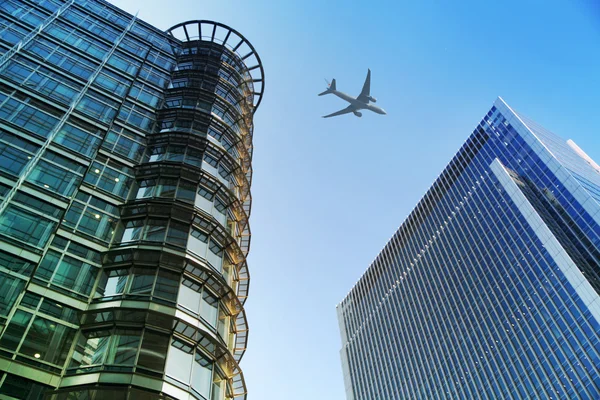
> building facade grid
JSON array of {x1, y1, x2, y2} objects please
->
[{"x1": 338, "y1": 98, "x2": 600, "y2": 399}]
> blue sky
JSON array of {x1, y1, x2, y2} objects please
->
[{"x1": 110, "y1": 1, "x2": 600, "y2": 398}]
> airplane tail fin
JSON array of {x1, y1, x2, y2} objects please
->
[{"x1": 318, "y1": 78, "x2": 336, "y2": 96}]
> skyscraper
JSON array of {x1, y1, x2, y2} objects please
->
[
  {"x1": 0, "y1": 1, "x2": 263, "y2": 399},
  {"x1": 337, "y1": 98, "x2": 600, "y2": 399}
]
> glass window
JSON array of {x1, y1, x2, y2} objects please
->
[
  {"x1": 157, "y1": 178, "x2": 177, "y2": 198},
  {"x1": 101, "y1": 126, "x2": 146, "y2": 162},
  {"x1": 25, "y1": 37, "x2": 98, "y2": 80},
  {"x1": 63, "y1": 197, "x2": 118, "y2": 243},
  {"x1": 39, "y1": 299, "x2": 79, "y2": 325},
  {"x1": 76, "y1": 92, "x2": 118, "y2": 123},
  {"x1": 145, "y1": 220, "x2": 166, "y2": 242},
  {"x1": 0, "y1": 310, "x2": 32, "y2": 351},
  {"x1": 53, "y1": 120, "x2": 103, "y2": 158},
  {"x1": 20, "y1": 316, "x2": 76, "y2": 366},
  {"x1": 121, "y1": 219, "x2": 144, "y2": 242},
  {"x1": 138, "y1": 65, "x2": 169, "y2": 89},
  {"x1": 118, "y1": 37, "x2": 149, "y2": 58},
  {"x1": 201, "y1": 291, "x2": 219, "y2": 328},
  {"x1": 108, "y1": 52, "x2": 141, "y2": 75},
  {"x1": 0, "y1": 96, "x2": 60, "y2": 138},
  {"x1": 0, "y1": 205, "x2": 55, "y2": 247},
  {"x1": 84, "y1": 160, "x2": 134, "y2": 200},
  {"x1": 179, "y1": 280, "x2": 201, "y2": 314},
  {"x1": 154, "y1": 269, "x2": 179, "y2": 301},
  {"x1": 71, "y1": 329, "x2": 111, "y2": 368},
  {"x1": 93, "y1": 69, "x2": 132, "y2": 98},
  {"x1": 165, "y1": 339, "x2": 193, "y2": 384},
  {"x1": 177, "y1": 180, "x2": 196, "y2": 202},
  {"x1": 189, "y1": 229, "x2": 208, "y2": 257},
  {"x1": 207, "y1": 240, "x2": 223, "y2": 271},
  {"x1": 191, "y1": 352, "x2": 212, "y2": 398},
  {"x1": 217, "y1": 312, "x2": 229, "y2": 340},
  {"x1": 45, "y1": 21, "x2": 109, "y2": 59},
  {"x1": 196, "y1": 187, "x2": 214, "y2": 212},
  {"x1": 0, "y1": 250, "x2": 35, "y2": 275},
  {"x1": 136, "y1": 179, "x2": 156, "y2": 199},
  {"x1": 0, "y1": 17, "x2": 27, "y2": 46},
  {"x1": 130, "y1": 268, "x2": 154, "y2": 294},
  {"x1": 0, "y1": 373, "x2": 50, "y2": 399},
  {"x1": 13, "y1": 192, "x2": 63, "y2": 219},
  {"x1": 0, "y1": 272, "x2": 25, "y2": 317},
  {"x1": 109, "y1": 330, "x2": 141, "y2": 366},
  {"x1": 129, "y1": 82, "x2": 162, "y2": 108},
  {"x1": 167, "y1": 221, "x2": 188, "y2": 247},
  {"x1": 138, "y1": 331, "x2": 169, "y2": 371},
  {"x1": 0, "y1": 143, "x2": 31, "y2": 176},
  {"x1": 103, "y1": 270, "x2": 128, "y2": 297},
  {"x1": 117, "y1": 101, "x2": 155, "y2": 131},
  {"x1": 212, "y1": 373, "x2": 226, "y2": 400},
  {"x1": 35, "y1": 250, "x2": 98, "y2": 297},
  {"x1": 27, "y1": 151, "x2": 85, "y2": 197}
]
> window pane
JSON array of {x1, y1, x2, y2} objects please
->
[
  {"x1": 0, "y1": 143, "x2": 30, "y2": 175},
  {"x1": 110, "y1": 330, "x2": 140, "y2": 365},
  {"x1": 191, "y1": 352, "x2": 212, "y2": 398},
  {"x1": 130, "y1": 268, "x2": 154, "y2": 294},
  {"x1": 72, "y1": 330, "x2": 110, "y2": 367},
  {"x1": 154, "y1": 269, "x2": 179, "y2": 301},
  {"x1": 165, "y1": 340, "x2": 193, "y2": 384},
  {"x1": 138, "y1": 331, "x2": 169, "y2": 371},
  {"x1": 0, "y1": 205, "x2": 55, "y2": 247},
  {"x1": 53, "y1": 123, "x2": 102, "y2": 158},
  {"x1": 201, "y1": 291, "x2": 218, "y2": 328},
  {"x1": 0, "y1": 310, "x2": 32, "y2": 351},
  {"x1": 0, "y1": 272, "x2": 25, "y2": 317},
  {"x1": 145, "y1": 220, "x2": 166, "y2": 242},
  {"x1": 167, "y1": 221, "x2": 188, "y2": 247},
  {"x1": 179, "y1": 281, "x2": 201, "y2": 314},
  {"x1": 20, "y1": 316, "x2": 76, "y2": 366},
  {"x1": 35, "y1": 251, "x2": 98, "y2": 296}
]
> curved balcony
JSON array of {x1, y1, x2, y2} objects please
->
[
  {"x1": 166, "y1": 20, "x2": 264, "y2": 111},
  {"x1": 115, "y1": 198, "x2": 249, "y2": 301},
  {"x1": 61, "y1": 308, "x2": 247, "y2": 400},
  {"x1": 132, "y1": 163, "x2": 250, "y2": 243}
]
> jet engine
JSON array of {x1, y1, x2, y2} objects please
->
[
  {"x1": 353, "y1": 111, "x2": 362, "y2": 117},
  {"x1": 368, "y1": 96, "x2": 377, "y2": 103}
]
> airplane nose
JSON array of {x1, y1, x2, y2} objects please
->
[{"x1": 381, "y1": 109, "x2": 387, "y2": 115}]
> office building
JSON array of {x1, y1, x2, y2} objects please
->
[
  {"x1": 0, "y1": 0, "x2": 263, "y2": 399},
  {"x1": 337, "y1": 98, "x2": 600, "y2": 399}
]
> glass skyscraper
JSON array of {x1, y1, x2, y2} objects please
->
[
  {"x1": 0, "y1": 0, "x2": 263, "y2": 399},
  {"x1": 337, "y1": 98, "x2": 600, "y2": 399}
]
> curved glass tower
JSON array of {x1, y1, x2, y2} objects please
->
[
  {"x1": 338, "y1": 98, "x2": 600, "y2": 399},
  {"x1": 0, "y1": 1, "x2": 263, "y2": 399}
]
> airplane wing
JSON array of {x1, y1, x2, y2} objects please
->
[
  {"x1": 356, "y1": 69, "x2": 371, "y2": 103},
  {"x1": 322, "y1": 105, "x2": 355, "y2": 118}
]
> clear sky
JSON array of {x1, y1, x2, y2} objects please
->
[{"x1": 110, "y1": 1, "x2": 600, "y2": 398}]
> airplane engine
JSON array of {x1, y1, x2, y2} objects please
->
[
  {"x1": 353, "y1": 111, "x2": 362, "y2": 117},
  {"x1": 368, "y1": 96, "x2": 377, "y2": 103}
]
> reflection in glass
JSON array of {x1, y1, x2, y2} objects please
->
[
  {"x1": 138, "y1": 331, "x2": 169, "y2": 371},
  {"x1": 110, "y1": 330, "x2": 141, "y2": 365},
  {"x1": 191, "y1": 352, "x2": 212, "y2": 398},
  {"x1": 165, "y1": 339, "x2": 193, "y2": 384},
  {"x1": 20, "y1": 316, "x2": 75, "y2": 366}
]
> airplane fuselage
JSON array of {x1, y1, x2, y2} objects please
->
[{"x1": 330, "y1": 90, "x2": 386, "y2": 115}]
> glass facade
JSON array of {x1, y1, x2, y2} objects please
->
[
  {"x1": 337, "y1": 98, "x2": 600, "y2": 399},
  {"x1": 0, "y1": 1, "x2": 263, "y2": 399}
]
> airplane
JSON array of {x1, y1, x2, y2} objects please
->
[{"x1": 318, "y1": 69, "x2": 386, "y2": 118}]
